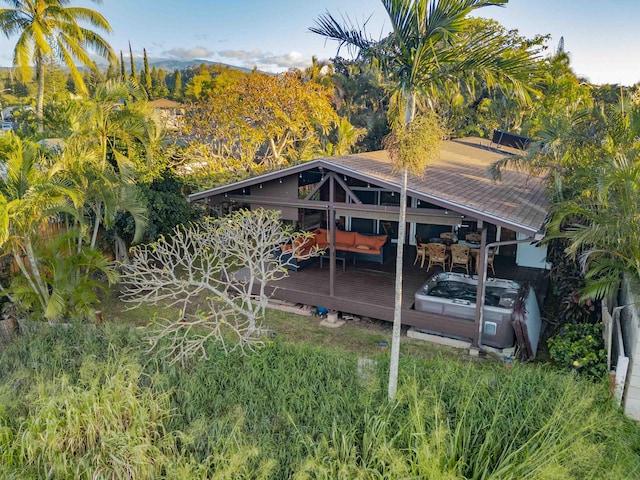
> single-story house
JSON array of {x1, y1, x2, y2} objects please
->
[{"x1": 188, "y1": 137, "x2": 550, "y2": 349}]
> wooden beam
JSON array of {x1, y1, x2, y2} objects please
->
[
  {"x1": 226, "y1": 194, "x2": 462, "y2": 224},
  {"x1": 335, "y1": 207, "x2": 461, "y2": 226},
  {"x1": 303, "y1": 172, "x2": 330, "y2": 201},
  {"x1": 332, "y1": 173, "x2": 362, "y2": 204}
]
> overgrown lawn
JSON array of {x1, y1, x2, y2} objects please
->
[{"x1": 0, "y1": 322, "x2": 638, "y2": 479}]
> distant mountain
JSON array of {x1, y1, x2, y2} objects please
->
[
  {"x1": 148, "y1": 59, "x2": 256, "y2": 73},
  {"x1": 0, "y1": 59, "x2": 267, "y2": 75}
]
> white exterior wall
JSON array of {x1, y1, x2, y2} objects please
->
[
  {"x1": 620, "y1": 277, "x2": 640, "y2": 420},
  {"x1": 515, "y1": 233, "x2": 550, "y2": 269}
]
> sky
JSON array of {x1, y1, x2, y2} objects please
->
[{"x1": 0, "y1": 0, "x2": 639, "y2": 86}]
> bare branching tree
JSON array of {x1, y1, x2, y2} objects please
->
[{"x1": 119, "y1": 208, "x2": 318, "y2": 363}]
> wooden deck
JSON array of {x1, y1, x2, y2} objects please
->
[{"x1": 269, "y1": 247, "x2": 549, "y2": 344}]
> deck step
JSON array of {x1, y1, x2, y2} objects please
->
[{"x1": 407, "y1": 327, "x2": 471, "y2": 349}]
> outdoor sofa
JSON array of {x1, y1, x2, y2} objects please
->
[{"x1": 279, "y1": 228, "x2": 390, "y2": 271}]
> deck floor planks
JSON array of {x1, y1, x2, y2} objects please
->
[{"x1": 270, "y1": 248, "x2": 548, "y2": 341}]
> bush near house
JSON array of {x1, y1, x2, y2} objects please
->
[
  {"x1": 103, "y1": 168, "x2": 203, "y2": 251},
  {"x1": 543, "y1": 239, "x2": 608, "y2": 380},
  {"x1": 548, "y1": 322, "x2": 608, "y2": 381}
]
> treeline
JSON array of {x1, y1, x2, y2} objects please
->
[
  {"x1": 2, "y1": 25, "x2": 636, "y2": 153},
  {"x1": 0, "y1": 44, "x2": 184, "y2": 104}
]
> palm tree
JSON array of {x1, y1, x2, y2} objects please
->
[
  {"x1": 69, "y1": 79, "x2": 162, "y2": 171},
  {"x1": 489, "y1": 51, "x2": 599, "y2": 203},
  {"x1": 546, "y1": 153, "x2": 640, "y2": 300},
  {"x1": 0, "y1": 133, "x2": 81, "y2": 316},
  {"x1": 326, "y1": 117, "x2": 367, "y2": 156},
  {"x1": 332, "y1": 59, "x2": 389, "y2": 150},
  {"x1": 0, "y1": 134, "x2": 118, "y2": 320},
  {"x1": 0, "y1": 0, "x2": 115, "y2": 131},
  {"x1": 516, "y1": 87, "x2": 640, "y2": 302},
  {"x1": 65, "y1": 80, "x2": 158, "y2": 252},
  {"x1": 312, "y1": 0, "x2": 538, "y2": 399}
]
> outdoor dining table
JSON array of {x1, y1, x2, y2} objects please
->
[
  {"x1": 428, "y1": 238, "x2": 480, "y2": 250},
  {"x1": 458, "y1": 240, "x2": 481, "y2": 250}
]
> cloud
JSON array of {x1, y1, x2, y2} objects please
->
[
  {"x1": 217, "y1": 49, "x2": 311, "y2": 71},
  {"x1": 217, "y1": 49, "x2": 262, "y2": 61},
  {"x1": 162, "y1": 47, "x2": 216, "y2": 61},
  {"x1": 157, "y1": 46, "x2": 314, "y2": 71}
]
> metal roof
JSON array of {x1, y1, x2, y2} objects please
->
[{"x1": 188, "y1": 137, "x2": 549, "y2": 235}]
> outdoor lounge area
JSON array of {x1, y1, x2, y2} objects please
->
[{"x1": 279, "y1": 228, "x2": 392, "y2": 270}]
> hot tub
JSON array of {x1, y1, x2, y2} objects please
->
[{"x1": 414, "y1": 272, "x2": 520, "y2": 348}]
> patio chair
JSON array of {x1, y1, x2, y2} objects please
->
[
  {"x1": 450, "y1": 244, "x2": 471, "y2": 274},
  {"x1": 473, "y1": 247, "x2": 496, "y2": 276},
  {"x1": 487, "y1": 248, "x2": 496, "y2": 276},
  {"x1": 465, "y1": 232, "x2": 481, "y2": 244},
  {"x1": 440, "y1": 232, "x2": 455, "y2": 241},
  {"x1": 413, "y1": 243, "x2": 429, "y2": 268},
  {"x1": 427, "y1": 243, "x2": 449, "y2": 271}
]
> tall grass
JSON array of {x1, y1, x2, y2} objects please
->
[
  {"x1": 150, "y1": 339, "x2": 379, "y2": 477},
  {"x1": 0, "y1": 348, "x2": 274, "y2": 478},
  {"x1": 295, "y1": 360, "x2": 640, "y2": 479},
  {"x1": 0, "y1": 324, "x2": 638, "y2": 479}
]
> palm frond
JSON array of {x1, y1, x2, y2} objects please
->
[
  {"x1": 12, "y1": 29, "x2": 33, "y2": 80},
  {"x1": 65, "y1": 7, "x2": 113, "y2": 32},
  {"x1": 309, "y1": 10, "x2": 377, "y2": 57},
  {"x1": 0, "y1": 9, "x2": 28, "y2": 36}
]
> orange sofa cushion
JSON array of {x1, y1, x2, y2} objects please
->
[
  {"x1": 354, "y1": 232, "x2": 385, "y2": 250},
  {"x1": 293, "y1": 229, "x2": 387, "y2": 255},
  {"x1": 334, "y1": 230, "x2": 356, "y2": 248}
]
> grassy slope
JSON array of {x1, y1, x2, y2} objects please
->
[
  {"x1": 99, "y1": 289, "x2": 465, "y2": 360},
  {"x1": 1, "y1": 319, "x2": 639, "y2": 479},
  {"x1": 1, "y1": 289, "x2": 635, "y2": 478}
]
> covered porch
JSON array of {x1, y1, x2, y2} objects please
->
[{"x1": 268, "y1": 246, "x2": 548, "y2": 345}]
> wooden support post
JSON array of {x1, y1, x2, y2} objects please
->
[
  {"x1": 472, "y1": 225, "x2": 487, "y2": 346},
  {"x1": 329, "y1": 175, "x2": 336, "y2": 297}
]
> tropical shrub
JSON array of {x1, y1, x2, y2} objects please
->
[
  {"x1": 545, "y1": 239, "x2": 600, "y2": 329},
  {"x1": 7, "y1": 230, "x2": 118, "y2": 322},
  {"x1": 543, "y1": 241, "x2": 607, "y2": 382},
  {"x1": 106, "y1": 168, "x2": 203, "y2": 246},
  {"x1": 548, "y1": 322, "x2": 608, "y2": 381}
]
